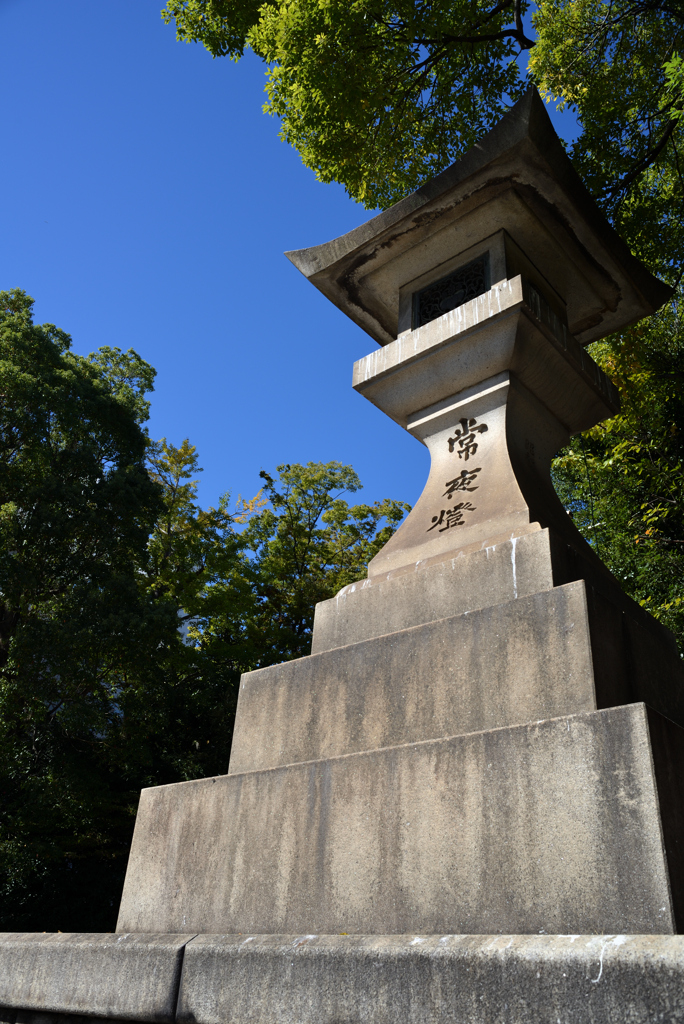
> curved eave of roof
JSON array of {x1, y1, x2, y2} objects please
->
[{"x1": 285, "y1": 89, "x2": 672, "y2": 346}]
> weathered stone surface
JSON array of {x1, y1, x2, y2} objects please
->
[
  {"x1": 624, "y1": 613, "x2": 684, "y2": 727},
  {"x1": 363, "y1": 368, "x2": 570, "y2": 576},
  {"x1": 231, "y1": 581, "x2": 598, "y2": 773},
  {"x1": 352, "y1": 294, "x2": 614, "y2": 436},
  {"x1": 117, "y1": 704, "x2": 675, "y2": 936},
  {"x1": 0, "y1": 1012, "x2": 139, "y2": 1024},
  {"x1": 315, "y1": 525, "x2": 647, "y2": 654},
  {"x1": 646, "y1": 706, "x2": 684, "y2": 933},
  {"x1": 3, "y1": 1014, "x2": 142, "y2": 1024},
  {"x1": 5, "y1": 933, "x2": 684, "y2": 1024},
  {"x1": 4, "y1": 88, "x2": 683, "y2": 1024},
  {"x1": 350, "y1": 264, "x2": 628, "y2": 574},
  {"x1": 310, "y1": 525, "x2": 684, "y2": 729},
  {"x1": 311, "y1": 529, "x2": 556, "y2": 654},
  {"x1": 177, "y1": 933, "x2": 684, "y2": 1024},
  {"x1": 0, "y1": 934, "x2": 195, "y2": 1021}
]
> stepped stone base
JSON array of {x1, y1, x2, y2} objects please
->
[
  {"x1": 311, "y1": 528, "x2": 684, "y2": 728},
  {"x1": 231, "y1": 580, "x2": 599, "y2": 772},
  {"x1": 3, "y1": 933, "x2": 684, "y2": 1024}
]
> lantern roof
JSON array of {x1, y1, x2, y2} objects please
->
[{"x1": 285, "y1": 89, "x2": 671, "y2": 347}]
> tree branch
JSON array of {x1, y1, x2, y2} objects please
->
[
  {"x1": 514, "y1": 0, "x2": 535, "y2": 49},
  {"x1": 410, "y1": 25, "x2": 533, "y2": 57},
  {"x1": 604, "y1": 118, "x2": 678, "y2": 197},
  {"x1": 392, "y1": 0, "x2": 534, "y2": 71}
]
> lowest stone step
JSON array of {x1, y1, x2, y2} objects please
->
[{"x1": 116, "y1": 703, "x2": 683, "y2": 936}]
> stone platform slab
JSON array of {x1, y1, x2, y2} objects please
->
[
  {"x1": 178, "y1": 933, "x2": 684, "y2": 1024},
  {"x1": 117, "y1": 704, "x2": 678, "y2": 936},
  {"x1": 3, "y1": 933, "x2": 684, "y2": 1024},
  {"x1": 0, "y1": 933, "x2": 195, "y2": 1021}
]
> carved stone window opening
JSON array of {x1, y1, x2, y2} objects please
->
[{"x1": 413, "y1": 254, "x2": 491, "y2": 329}]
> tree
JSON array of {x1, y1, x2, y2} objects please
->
[
  {"x1": 0, "y1": 296, "x2": 264, "y2": 929},
  {"x1": 529, "y1": 0, "x2": 684, "y2": 277},
  {"x1": 145, "y1": 437, "x2": 263, "y2": 672},
  {"x1": 162, "y1": 0, "x2": 684, "y2": 248},
  {"x1": 0, "y1": 290, "x2": 162, "y2": 675},
  {"x1": 553, "y1": 298, "x2": 684, "y2": 649},
  {"x1": 235, "y1": 462, "x2": 410, "y2": 663},
  {"x1": 163, "y1": 0, "x2": 530, "y2": 209},
  {"x1": 528, "y1": 3, "x2": 684, "y2": 649},
  {"x1": 0, "y1": 294, "x2": 410, "y2": 929},
  {"x1": 0, "y1": 288, "x2": 167, "y2": 928}
]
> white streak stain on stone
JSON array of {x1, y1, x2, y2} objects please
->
[
  {"x1": 510, "y1": 536, "x2": 518, "y2": 598},
  {"x1": 591, "y1": 939, "x2": 611, "y2": 983}
]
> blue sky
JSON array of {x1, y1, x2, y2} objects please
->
[{"x1": 0, "y1": 0, "x2": 579, "y2": 513}]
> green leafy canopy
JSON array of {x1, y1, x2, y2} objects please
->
[
  {"x1": 164, "y1": 0, "x2": 531, "y2": 209},
  {"x1": 163, "y1": 0, "x2": 684, "y2": 270}
]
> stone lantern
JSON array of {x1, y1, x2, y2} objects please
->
[
  {"x1": 2, "y1": 90, "x2": 684, "y2": 1024},
  {"x1": 114, "y1": 84, "x2": 684, "y2": 939},
  {"x1": 287, "y1": 89, "x2": 666, "y2": 588}
]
